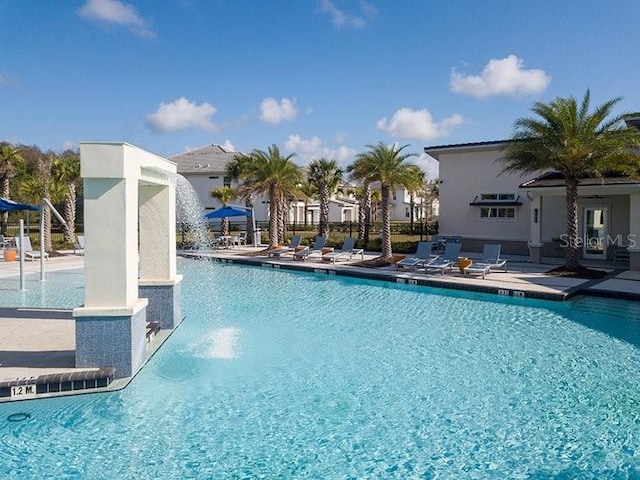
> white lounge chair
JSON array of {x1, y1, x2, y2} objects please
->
[
  {"x1": 396, "y1": 241, "x2": 438, "y2": 270},
  {"x1": 14, "y1": 236, "x2": 49, "y2": 261},
  {"x1": 75, "y1": 235, "x2": 85, "y2": 255},
  {"x1": 424, "y1": 242, "x2": 461, "y2": 275},
  {"x1": 321, "y1": 238, "x2": 363, "y2": 264},
  {"x1": 463, "y1": 244, "x2": 507, "y2": 279},
  {"x1": 293, "y1": 236, "x2": 329, "y2": 261},
  {"x1": 268, "y1": 234, "x2": 303, "y2": 258}
]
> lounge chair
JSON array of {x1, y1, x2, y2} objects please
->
[
  {"x1": 14, "y1": 236, "x2": 49, "y2": 261},
  {"x1": 293, "y1": 236, "x2": 329, "y2": 261},
  {"x1": 267, "y1": 234, "x2": 303, "y2": 258},
  {"x1": 321, "y1": 238, "x2": 363, "y2": 264},
  {"x1": 75, "y1": 235, "x2": 85, "y2": 255},
  {"x1": 463, "y1": 244, "x2": 507, "y2": 279},
  {"x1": 396, "y1": 241, "x2": 438, "y2": 270},
  {"x1": 424, "y1": 242, "x2": 461, "y2": 275}
]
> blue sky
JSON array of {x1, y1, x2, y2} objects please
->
[{"x1": 1, "y1": 0, "x2": 639, "y2": 179}]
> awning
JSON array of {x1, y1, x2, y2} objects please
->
[
  {"x1": 469, "y1": 196, "x2": 522, "y2": 207},
  {"x1": 0, "y1": 197, "x2": 39, "y2": 212}
]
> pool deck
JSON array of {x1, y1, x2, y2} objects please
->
[{"x1": 0, "y1": 248, "x2": 638, "y2": 402}]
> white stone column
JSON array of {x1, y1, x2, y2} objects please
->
[{"x1": 138, "y1": 182, "x2": 183, "y2": 328}]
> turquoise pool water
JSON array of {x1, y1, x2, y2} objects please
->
[{"x1": 1, "y1": 259, "x2": 640, "y2": 478}]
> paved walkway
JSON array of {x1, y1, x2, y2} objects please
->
[{"x1": 0, "y1": 248, "x2": 638, "y2": 399}]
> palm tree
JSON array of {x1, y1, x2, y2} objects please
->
[
  {"x1": 351, "y1": 142, "x2": 418, "y2": 259},
  {"x1": 0, "y1": 144, "x2": 24, "y2": 235},
  {"x1": 226, "y1": 154, "x2": 257, "y2": 244},
  {"x1": 307, "y1": 158, "x2": 343, "y2": 238},
  {"x1": 347, "y1": 158, "x2": 373, "y2": 244},
  {"x1": 52, "y1": 151, "x2": 81, "y2": 244},
  {"x1": 231, "y1": 145, "x2": 302, "y2": 247},
  {"x1": 501, "y1": 90, "x2": 640, "y2": 271},
  {"x1": 210, "y1": 186, "x2": 236, "y2": 236},
  {"x1": 404, "y1": 165, "x2": 425, "y2": 231}
]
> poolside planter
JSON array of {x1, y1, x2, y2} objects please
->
[{"x1": 3, "y1": 249, "x2": 17, "y2": 262}]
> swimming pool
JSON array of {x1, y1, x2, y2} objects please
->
[{"x1": 1, "y1": 259, "x2": 640, "y2": 478}]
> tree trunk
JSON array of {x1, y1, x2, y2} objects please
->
[
  {"x1": 42, "y1": 156, "x2": 53, "y2": 252},
  {"x1": 381, "y1": 183, "x2": 392, "y2": 259},
  {"x1": 1, "y1": 176, "x2": 9, "y2": 236},
  {"x1": 564, "y1": 179, "x2": 580, "y2": 271},
  {"x1": 409, "y1": 193, "x2": 415, "y2": 231},
  {"x1": 319, "y1": 184, "x2": 330, "y2": 239},
  {"x1": 221, "y1": 217, "x2": 230, "y2": 236},
  {"x1": 63, "y1": 183, "x2": 76, "y2": 244},
  {"x1": 245, "y1": 196, "x2": 255, "y2": 245},
  {"x1": 363, "y1": 183, "x2": 371, "y2": 243},
  {"x1": 268, "y1": 186, "x2": 279, "y2": 248},
  {"x1": 278, "y1": 197, "x2": 287, "y2": 245}
]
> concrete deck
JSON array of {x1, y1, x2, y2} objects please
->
[{"x1": 0, "y1": 247, "x2": 638, "y2": 401}]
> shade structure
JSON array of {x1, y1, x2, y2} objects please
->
[
  {"x1": 0, "y1": 197, "x2": 38, "y2": 212},
  {"x1": 204, "y1": 205, "x2": 252, "y2": 219}
]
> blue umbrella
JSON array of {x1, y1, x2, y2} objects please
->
[
  {"x1": 0, "y1": 197, "x2": 38, "y2": 212},
  {"x1": 204, "y1": 205, "x2": 252, "y2": 219}
]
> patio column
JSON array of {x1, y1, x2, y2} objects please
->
[
  {"x1": 528, "y1": 193, "x2": 543, "y2": 263},
  {"x1": 629, "y1": 194, "x2": 640, "y2": 271},
  {"x1": 139, "y1": 183, "x2": 183, "y2": 329}
]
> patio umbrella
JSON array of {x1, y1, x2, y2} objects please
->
[
  {"x1": 204, "y1": 205, "x2": 258, "y2": 245},
  {"x1": 204, "y1": 205, "x2": 252, "y2": 219},
  {"x1": 0, "y1": 198, "x2": 38, "y2": 212}
]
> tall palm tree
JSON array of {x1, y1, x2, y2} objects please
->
[
  {"x1": 501, "y1": 90, "x2": 640, "y2": 271},
  {"x1": 351, "y1": 142, "x2": 418, "y2": 259},
  {"x1": 52, "y1": 151, "x2": 81, "y2": 244},
  {"x1": 226, "y1": 153, "x2": 256, "y2": 244},
  {"x1": 348, "y1": 158, "x2": 373, "y2": 244},
  {"x1": 231, "y1": 145, "x2": 302, "y2": 247},
  {"x1": 0, "y1": 144, "x2": 24, "y2": 235},
  {"x1": 405, "y1": 165, "x2": 425, "y2": 230},
  {"x1": 210, "y1": 186, "x2": 236, "y2": 236},
  {"x1": 307, "y1": 158, "x2": 343, "y2": 238}
]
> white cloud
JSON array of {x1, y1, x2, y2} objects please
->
[
  {"x1": 79, "y1": 0, "x2": 155, "y2": 38},
  {"x1": 146, "y1": 97, "x2": 218, "y2": 133},
  {"x1": 318, "y1": 0, "x2": 376, "y2": 29},
  {"x1": 62, "y1": 140, "x2": 78, "y2": 151},
  {"x1": 450, "y1": 55, "x2": 551, "y2": 98},
  {"x1": 283, "y1": 134, "x2": 356, "y2": 165},
  {"x1": 259, "y1": 97, "x2": 298, "y2": 124},
  {"x1": 0, "y1": 74, "x2": 7, "y2": 85},
  {"x1": 376, "y1": 108, "x2": 463, "y2": 140}
]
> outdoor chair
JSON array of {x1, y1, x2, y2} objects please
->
[
  {"x1": 321, "y1": 238, "x2": 364, "y2": 264},
  {"x1": 14, "y1": 236, "x2": 49, "y2": 261},
  {"x1": 396, "y1": 241, "x2": 438, "y2": 270},
  {"x1": 293, "y1": 236, "x2": 330, "y2": 261},
  {"x1": 463, "y1": 244, "x2": 508, "y2": 279},
  {"x1": 268, "y1": 234, "x2": 303, "y2": 258},
  {"x1": 75, "y1": 235, "x2": 85, "y2": 255},
  {"x1": 424, "y1": 242, "x2": 461, "y2": 275}
]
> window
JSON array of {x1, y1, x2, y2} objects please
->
[
  {"x1": 480, "y1": 207, "x2": 516, "y2": 219},
  {"x1": 405, "y1": 207, "x2": 410, "y2": 218},
  {"x1": 223, "y1": 176, "x2": 231, "y2": 188}
]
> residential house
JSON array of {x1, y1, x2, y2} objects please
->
[
  {"x1": 424, "y1": 138, "x2": 640, "y2": 270},
  {"x1": 171, "y1": 144, "x2": 359, "y2": 227}
]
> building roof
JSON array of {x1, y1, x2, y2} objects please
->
[
  {"x1": 520, "y1": 171, "x2": 640, "y2": 189},
  {"x1": 169, "y1": 144, "x2": 239, "y2": 174},
  {"x1": 423, "y1": 140, "x2": 509, "y2": 159}
]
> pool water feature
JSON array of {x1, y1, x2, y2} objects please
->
[{"x1": 2, "y1": 259, "x2": 640, "y2": 478}]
